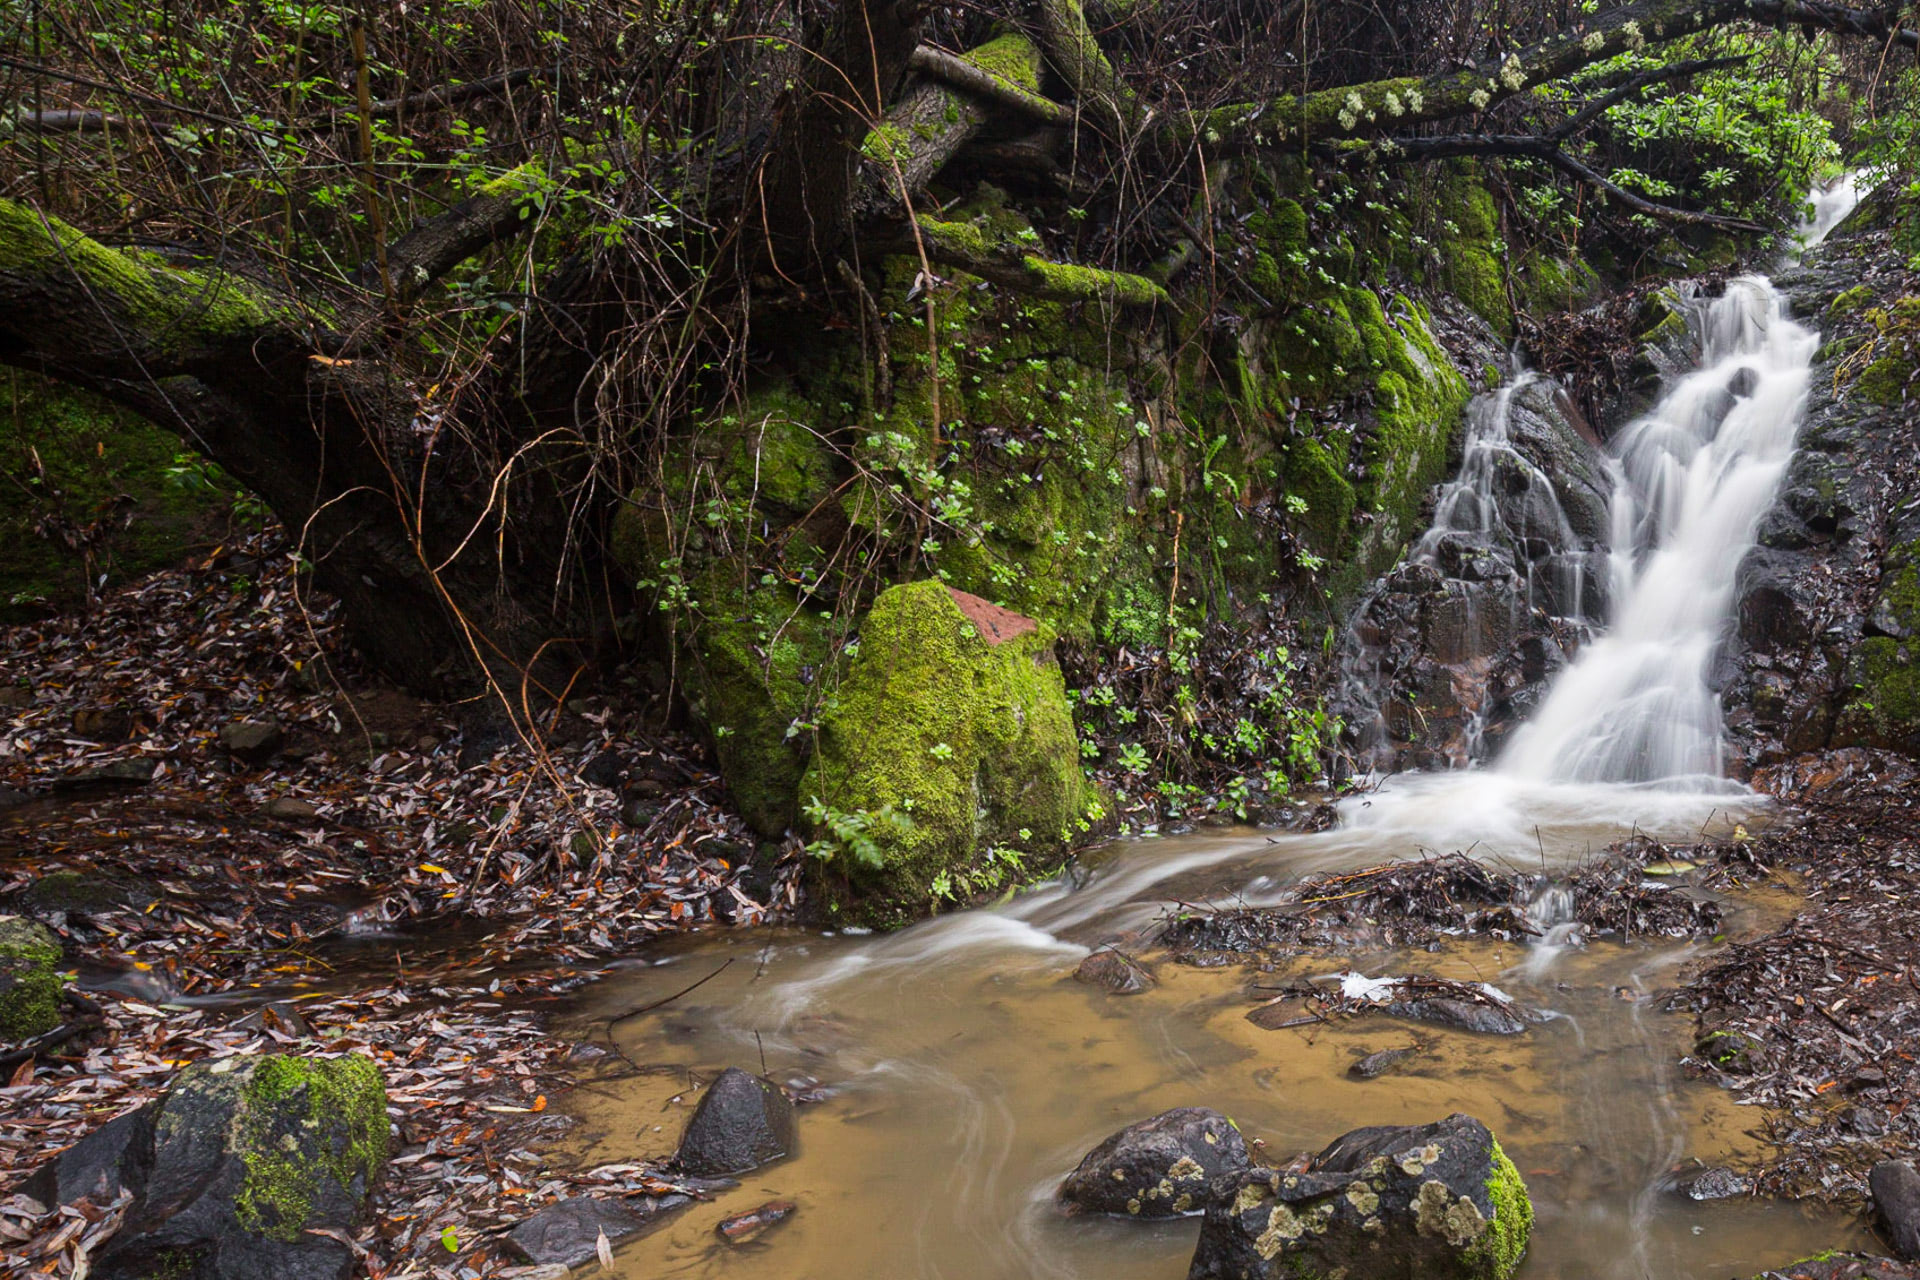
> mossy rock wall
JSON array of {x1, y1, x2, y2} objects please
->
[
  {"x1": 1836, "y1": 542, "x2": 1920, "y2": 753},
  {"x1": 2, "y1": 370, "x2": 231, "y2": 620},
  {"x1": 800, "y1": 580, "x2": 1090, "y2": 926}
]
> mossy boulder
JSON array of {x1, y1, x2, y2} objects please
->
[
  {"x1": 800, "y1": 580, "x2": 1091, "y2": 927},
  {"x1": 1189, "y1": 1113, "x2": 1531, "y2": 1280},
  {"x1": 31, "y1": 1052, "x2": 390, "y2": 1280},
  {"x1": 1834, "y1": 543, "x2": 1920, "y2": 754},
  {"x1": 2, "y1": 370, "x2": 231, "y2": 621},
  {"x1": 0, "y1": 915, "x2": 62, "y2": 1039}
]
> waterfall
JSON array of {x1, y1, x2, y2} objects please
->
[{"x1": 1495, "y1": 278, "x2": 1817, "y2": 785}]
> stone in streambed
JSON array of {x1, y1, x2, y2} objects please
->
[
  {"x1": 1189, "y1": 1113, "x2": 1531, "y2": 1280},
  {"x1": 1058, "y1": 1107, "x2": 1248, "y2": 1218},
  {"x1": 1386, "y1": 996, "x2": 1529, "y2": 1036},
  {"x1": 28, "y1": 1052, "x2": 387, "y2": 1280},
  {"x1": 1872, "y1": 1160, "x2": 1920, "y2": 1261},
  {"x1": 674, "y1": 1067, "x2": 795, "y2": 1176},
  {"x1": 506, "y1": 1194, "x2": 691, "y2": 1267},
  {"x1": 1757, "y1": 1257, "x2": 1920, "y2": 1280},
  {"x1": 220, "y1": 719, "x2": 285, "y2": 761},
  {"x1": 0, "y1": 915, "x2": 63, "y2": 1039},
  {"x1": 1349, "y1": 1047, "x2": 1418, "y2": 1079},
  {"x1": 1074, "y1": 948, "x2": 1154, "y2": 994}
]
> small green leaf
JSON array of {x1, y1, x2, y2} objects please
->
[{"x1": 441, "y1": 1225, "x2": 459, "y2": 1253}]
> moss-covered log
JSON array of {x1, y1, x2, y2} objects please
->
[
  {"x1": 908, "y1": 214, "x2": 1169, "y2": 306},
  {"x1": 1184, "y1": 0, "x2": 1917, "y2": 151}
]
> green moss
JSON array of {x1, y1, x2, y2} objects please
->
[
  {"x1": 962, "y1": 32, "x2": 1042, "y2": 92},
  {"x1": 3, "y1": 371, "x2": 230, "y2": 620},
  {"x1": 1438, "y1": 178, "x2": 1509, "y2": 334},
  {"x1": 1856, "y1": 355, "x2": 1911, "y2": 405},
  {"x1": 0, "y1": 916, "x2": 62, "y2": 1040},
  {"x1": 1463, "y1": 1140, "x2": 1533, "y2": 1279},
  {"x1": 801, "y1": 581, "x2": 1090, "y2": 927},
  {"x1": 234, "y1": 1054, "x2": 388, "y2": 1243},
  {"x1": 861, "y1": 122, "x2": 910, "y2": 165},
  {"x1": 0, "y1": 199, "x2": 297, "y2": 342},
  {"x1": 1829, "y1": 284, "x2": 1875, "y2": 316}
]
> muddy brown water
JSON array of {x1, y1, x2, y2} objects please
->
[{"x1": 559, "y1": 782, "x2": 1873, "y2": 1280}]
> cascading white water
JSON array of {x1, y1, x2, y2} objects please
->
[{"x1": 1496, "y1": 277, "x2": 1817, "y2": 785}]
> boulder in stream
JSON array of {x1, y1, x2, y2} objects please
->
[
  {"x1": 1059, "y1": 1107, "x2": 1248, "y2": 1217},
  {"x1": 1074, "y1": 948, "x2": 1154, "y2": 995},
  {"x1": 1188, "y1": 1113, "x2": 1531, "y2": 1280},
  {"x1": 674, "y1": 1067, "x2": 796, "y2": 1176},
  {"x1": 506, "y1": 1194, "x2": 691, "y2": 1267},
  {"x1": 25, "y1": 1051, "x2": 388, "y2": 1280}
]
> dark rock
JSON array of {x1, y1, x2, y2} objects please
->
[
  {"x1": 1058, "y1": 1107, "x2": 1248, "y2": 1218},
  {"x1": 1872, "y1": 1161, "x2": 1920, "y2": 1261},
  {"x1": 0, "y1": 915, "x2": 63, "y2": 1038},
  {"x1": 1694, "y1": 1028, "x2": 1762, "y2": 1074},
  {"x1": 219, "y1": 720, "x2": 285, "y2": 761},
  {"x1": 1189, "y1": 1113, "x2": 1532, "y2": 1280},
  {"x1": 1349, "y1": 1047, "x2": 1418, "y2": 1079},
  {"x1": 72, "y1": 705, "x2": 135, "y2": 742},
  {"x1": 505, "y1": 1194, "x2": 690, "y2": 1267},
  {"x1": 1385, "y1": 996, "x2": 1529, "y2": 1036},
  {"x1": 716, "y1": 1198, "x2": 797, "y2": 1244},
  {"x1": 1759, "y1": 1256, "x2": 1920, "y2": 1280},
  {"x1": 1074, "y1": 948, "x2": 1154, "y2": 995},
  {"x1": 579, "y1": 750, "x2": 625, "y2": 790},
  {"x1": 37, "y1": 1053, "x2": 387, "y2": 1280},
  {"x1": 18, "y1": 870, "x2": 151, "y2": 917},
  {"x1": 22, "y1": 1104, "x2": 154, "y2": 1207},
  {"x1": 1664, "y1": 1163, "x2": 1749, "y2": 1201},
  {"x1": 0, "y1": 686, "x2": 33, "y2": 710},
  {"x1": 674, "y1": 1067, "x2": 795, "y2": 1176},
  {"x1": 0, "y1": 785, "x2": 27, "y2": 809},
  {"x1": 262, "y1": 797, "x2": 319, "y2": 820},
  {"x1": 55, "y1": 757, "x2": 157, "y2": 788}
]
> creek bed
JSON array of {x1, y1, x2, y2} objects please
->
[{"x1": 555, "y1": 792, "x2": 1871, "y2": 1280}]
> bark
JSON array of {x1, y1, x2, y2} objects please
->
[{"x1": 0, "y1": 199, "x2": 586, "y2": 697}]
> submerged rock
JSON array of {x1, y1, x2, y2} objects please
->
[
  {"x1": 27, "y1": 1052, "x2": 388, "y2": 1280},
  {"x1": 1058, "y1": 1107, "x2": 1248, "y2": 1218},
  {"x1": 1664, "y1": 1163, "x2": 1749, "y2": 1201},
  {"x1": 1189, "y1": 1113, "x2": 1531, "y2": 1280},
  {"x1": 1386, "y1": 996, "x2": 1530, "y2": 1036},
  {"x1": 1873, "y1": 1161, "x2": 1920, "y2": 1261},
  {"x1": 506, "y1": 1194, "x2": 690, "y2": 1267},
  {"x1": 1074, "y1": 948, "x2": 1154, "y2": 994},
  {"x1": 0, "y1": 915, "x2": 63, "y2": 1039},
  {"x1": 674, "y1": 1067, "x2": 795, "y2": 1176},
  {"x1": 716, "y1": 1198, "x2": 797, "y2": 1244},
  {"x1": 1349, "y1": 1047, "x2": 1419, "y2": 1080}
]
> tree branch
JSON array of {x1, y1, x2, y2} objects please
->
[
  {"x1": 907, "y1": 44, "x2": 1071, "y2": 125},
  {"x1": 888, "y1": 215, "x2": 1169, "y2": 306},
  {"x1": 1351, "y1": 134, "x2": 1768, "y2": 231},
  {"x1": 1185, "y1": 0, "x2": 1917, "y2": 151},
  {"x1": 1550, "y1": 54, "x2": 1753, "y2": 140}
]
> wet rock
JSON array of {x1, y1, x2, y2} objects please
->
[
  {"x1": 1385, "y1": 996, "x2": 1529, "y2": 1036},
  {"x1": 220, "y1": 719, "x2": 285, "y2": 761},
  {"x1": 1663, "y1": 1163, "x2": 1749, "y2": 1201},
  {"x1": 1694, "y1": 1028, "x2": 1762, "y2": 1074},
  {"x1": 31, "y1": 1052, "x2": 387, "y2": 1280},
  {"x1": 674, "y1": 1067, "x2": 796, "y2": 1176},
  {"x1": 0, "y1": 784, "x2": 27, "y2": 809},
  {"x1": 0, "y1": 685, "x2": 33, "y2": 710},
  {"x1": 1760, "y1": 1256, "x2": 1920, "y2": 1280},
  {"x1": 579, "y1": 750, "x2": 625, "y2": 789},
  {"x1": 1349, "y1": 1047, "x2": 1418, "y2": 1080},
  {"x1": 263, "y1": 797, "x2": 319, "y2": 820},
  {"x1": 1872, "y1": 1161, "x2": 1920, "y2": 1261},
  {"x1": 1058, "y1": 1107, "x2": 1248, "y2": 1218},
  {"x1": 72, "y1": 704, "x2": 136, "y2": 742},
  {"x1": 506, "y1": 1194, "x2": 690, "y2": 1267},
  {"x1": 1074, "y1": 948, "x2": 1154, "y2": 995},
  {"x1": 17, "y1": 870, "x2": 151, "y2": 917},
  {"x1": 55, "y1": 757, "x2": 157, "y2": 788},
  {"x1": 0, "y1": 915, "x2": 63, "y2": 1039},
  {"x1": 1189, "y1": 1113, "x2": 1532, "y2": 1280},
  {"x1": 716, "y1": 1198, "x2": 797, "y2": 1244}
]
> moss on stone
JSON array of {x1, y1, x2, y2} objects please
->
[
  {"x1": 233, "y1": 1054, "x2": 388, "y2": 1243},
  {"x1": 1437, "y1": 177, "x2": 1509, "y2": 335},
  {"x1": 801, "y1": 580, "x2": 1090, "y2": 927},
  {"x1": 2, "y1": 370, "x2": 230, "y2": 620},
  {"x1": 1463, "y1": 1139, "x2": 1533, "y2": 1279},
  {"x1": 0, "y1": 916, "x2": 62, "y2": 1040},
  {"x1": 1828, "y1": 284, "x2": 1875, "y2": 316}
]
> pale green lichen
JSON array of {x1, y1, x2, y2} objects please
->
[{"x1": 233, "y1": 1054, "x2": 389, "y2": 1243}]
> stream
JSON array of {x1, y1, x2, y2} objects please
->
[{"x1": 553, "y1": 179, "x2": 1869, "y2": 1279}]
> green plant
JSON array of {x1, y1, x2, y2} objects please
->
[{"x1": 801, "y1": 798, "x2": 914, "y2": 871}]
